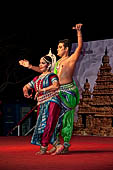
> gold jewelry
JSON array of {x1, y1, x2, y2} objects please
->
[{"x1": 43, "y1": 88, "x2": 46, "y2": 93}]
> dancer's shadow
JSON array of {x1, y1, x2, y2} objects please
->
[{"x1": 62, "y1": 150, "x2": 113, "y2": 155}]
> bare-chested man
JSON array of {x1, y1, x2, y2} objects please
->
[{"x1": 19, "y1": 23, "x2": 83, "y2": 154}]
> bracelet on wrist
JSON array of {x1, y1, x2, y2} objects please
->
[
  {"x1": 43, "y1": 88, "x2": 46, "y2": 93},
  {"x1": 28, "y1": 64, "x2": 32, "y2": 69}
]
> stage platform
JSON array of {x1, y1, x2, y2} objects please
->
[{"x1": 0, "y1": 135, "x2": 113, "y2": 170}]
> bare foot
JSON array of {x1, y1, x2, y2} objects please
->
[
  {"x1": 61, "y1": 147, "x2": 69, "y2": 154},
  {"x1": 46, "y1": 146, "x2": 56, "y2": 154},
  {"x1": 51, "y1": 145, "x2": 64, "y2": 155},
  {"x1": 35, "y1": 146, "x2": 47, "y2": 155}
]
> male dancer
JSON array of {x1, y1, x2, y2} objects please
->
[{"x1": 19, "y1": 23, "x2": 83, "y2": 154}]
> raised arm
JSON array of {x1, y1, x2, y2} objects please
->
[
  {"x1": 69, "y1": 23, "x2": 83, "y2": 63},
  {"x1": 19, "y1": 59, "x2": 41, "y2": 72}
]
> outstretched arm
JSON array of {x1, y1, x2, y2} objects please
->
[
  {"x1": 19, "y1": 59, "x2": 41, "y2": 72},
  {"x1": 69, "y1": 23, "x2": 83, "y2": 64}
]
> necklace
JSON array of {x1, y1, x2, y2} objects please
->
[
  {"x1": 39, "y1": 72, "x2": 50, "y2": 79},
  {"x1": 36, "y1": 72, "x2": 50, "y2": 92}
]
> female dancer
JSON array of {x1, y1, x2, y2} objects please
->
[{"x1": 23, "y1": 55, "x2": 61, "y2": 154}]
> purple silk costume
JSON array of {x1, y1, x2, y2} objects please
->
[{"x1": 28, "y1": 73, "x2": 61, "y2": 147}]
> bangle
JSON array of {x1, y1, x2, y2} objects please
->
[
  {"x1": 43, "y1": 88, "x2": 46, "y2": 93},
  {"x1": 28, "y1": 64, "x2": 32, "y2": 69}
]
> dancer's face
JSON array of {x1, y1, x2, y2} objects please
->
[
  {"x1": 39, "y1": 58, "x2": 48, "y2": 73},
  {"x1": 57, "y1": 43, "x2": 67, "y2": 57}
]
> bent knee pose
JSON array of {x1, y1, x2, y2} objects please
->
[
  {"x1": 20, "y1": 23, "x2": 83, "y2": 154},
  {"x1": 23, "y1": 56, "x2": 61, "y2": 155}
]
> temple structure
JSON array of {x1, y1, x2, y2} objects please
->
[{"x1": 74, "y1": 48, "x2": 113, "y2": 136}]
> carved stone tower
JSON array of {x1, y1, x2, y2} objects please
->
[{"x1": 74, "y1": 49, "x2": 113, "y2": 136}]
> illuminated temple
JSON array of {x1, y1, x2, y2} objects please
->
[{"x1": 73, "y1": 48, "x2": 113, "y2": 136}]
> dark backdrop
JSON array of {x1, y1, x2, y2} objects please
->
[{"x1": 0, "y1": 3, "x2": 113, "y2": 102}]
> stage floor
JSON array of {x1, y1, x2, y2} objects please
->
[{"x1": 0, "y1": 135, "x2": 113, "y2": 170}]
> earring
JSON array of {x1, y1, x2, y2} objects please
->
[{"x1": 47, "y1": 64, "x2": 52, "y2": 71}]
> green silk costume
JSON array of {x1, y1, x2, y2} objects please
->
[{"x1": 54, "y1": 61, "x2": 80, "y2": 147}]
